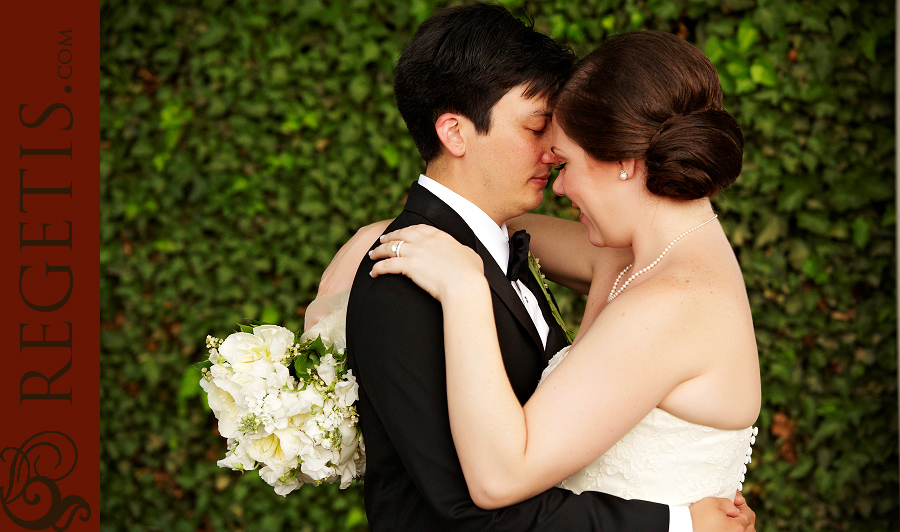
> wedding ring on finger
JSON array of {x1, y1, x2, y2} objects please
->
[{"x1": 391, "y1": 240, "x2": 404, "y2": 258}]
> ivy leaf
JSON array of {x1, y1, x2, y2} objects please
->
[
  {"x1": 852, "y1": 217, "x2": 872, "y2": 249},
  {"x1": 600, "y1": 14, "x2": 616, "y2": 32},
  {"x1": 380, "y1": 143, "x2": 400, "y2": 169},
  {"x1": 750, "y1": 59, "x2": 777, "y2": 87},
  {"x1": 348, "y1": 74, "x2": 371, "y2": 103},
  {"x1": 737, "y1": 19, "x2": 760, "y2": 52},
  {"x1": 704, "y1": 35, "x2": 725, "y2": 64},
  {"x1": 261, "y1": 306, "x2": 280, "y2": 324},
  {"x1": 859, "y1": 31, "x2": 877, "y2": 62},
  {"x1": 754, "y1": 215, "x2": 783, "y2": 247},
  {"x1": 753, "y1": 7, "x2": 782, "y2": 38}
]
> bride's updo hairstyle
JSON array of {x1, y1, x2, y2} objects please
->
[{"x1": 553, "y1": 31, "x2": 743, "y2": 200}]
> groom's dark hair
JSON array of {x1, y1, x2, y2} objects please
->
[{"x1": 394, "y1": 2, "x2": 575, "y2": 163}]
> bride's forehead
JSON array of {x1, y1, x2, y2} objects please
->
[{"x1": 549, "y1": 120, "x2": 574, "y2": 146}]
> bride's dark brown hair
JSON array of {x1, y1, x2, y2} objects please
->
[{"x1": 553, "y1": 31, "x2": 743, "y2": 200}]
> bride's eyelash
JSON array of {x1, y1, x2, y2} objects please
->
[{"x1": 553, "y1": 163, "x2": 567, "y2": 171}]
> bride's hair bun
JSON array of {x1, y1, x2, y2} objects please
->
[
  {"x1": 553, "y1": 31, "x2": 743, "y2": 200},
  {"x1": 644, "y1": 109, "x2": 743, "y2": 200}
]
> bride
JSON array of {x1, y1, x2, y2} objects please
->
[{"x1": 309, "y1": 30, "x2": 759, "y2": 513}]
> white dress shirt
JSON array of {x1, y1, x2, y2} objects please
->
[
  {"x1": 417, "y1": 174, "x2": 693, "y2": 532},
  {"x1": 418, "y1": 175, "x2": 549, "y2": 347}
]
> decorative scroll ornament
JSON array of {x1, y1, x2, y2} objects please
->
[{"x1": 1, "y1": 431, "x2": 91, "y2": 530}]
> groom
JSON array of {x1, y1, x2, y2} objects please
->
[{"x1": 346, "y1": 4, "x2": 753, "y2": 531}]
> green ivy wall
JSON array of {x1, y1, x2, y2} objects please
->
[{"x1": 100, "y1": 1, "x2": 897, "y2": 530}]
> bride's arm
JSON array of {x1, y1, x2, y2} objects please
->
[
  {"x1": 440, "y1": 288, "x2": 692, "y2": 508},
  {"x1": 369, "y1": 225, "x2": 706, "y2": 509},
  {"x1": 507, "y1": 213, "x2": 632, "y2": 295},
  {"x1": 304, "y1": 219, "x2": 392, "y2": 331},
  {"x1": 315, "y1": 219, "x2": 393, "y2": 299}
]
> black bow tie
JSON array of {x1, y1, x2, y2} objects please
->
[{"x1": 507, "y1": 230, "x2": 531, "y2": 283}]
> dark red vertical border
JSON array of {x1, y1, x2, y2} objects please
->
[{"x1": 0, "y1": 1, "x2": 100, "y2": 531}]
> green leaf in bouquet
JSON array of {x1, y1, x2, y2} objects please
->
[
  {"x1": 239, "y1": 323, "x2": 255, "y2": 333},
  {"x1": 306, "y1": 334, "x2": 331, "y2": 357},
  {"x1": 293, "y1": 353, "x2": 309, "y2": 379},
  {"x1": 179, "y1": 367, "x2": 204, "y2": 399},
  {"x1": 191, "y1": 359, "x2": 212, "y2": 372},
  {"x1": 179, "y1": 366, "x2": 209, "y2": 413}
]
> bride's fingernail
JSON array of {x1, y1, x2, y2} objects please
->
[
  {"x1": 369, "y1": 269, "x2": 375, "y2": 277},
  {"x1": 368, "y1": 250, "x2": 373, "y2": 258},
  {"x1": 379, "y1": 235, "x2": 385, "y2": 242}
]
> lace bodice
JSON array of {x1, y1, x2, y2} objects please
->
[{"x1": 539, "y1": 346, "x2": 755, "y2": 505}]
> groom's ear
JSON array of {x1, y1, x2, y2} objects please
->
[{"x1": 434, "y1": 113, "x2": 467, "y2": 158}]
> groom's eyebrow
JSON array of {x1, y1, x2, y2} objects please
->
[{"x1": 529, "y1": 108, "x2": 552, "y2": 118}]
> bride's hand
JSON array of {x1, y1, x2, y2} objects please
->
[{"x1": 369, "y1": 225, "x2": 485, "y2": 302}]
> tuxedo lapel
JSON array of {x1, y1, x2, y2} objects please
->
[
  {"x1": 475, "y1": 242, "x2": 544, "y2": 348},
  {"x1": 404, "y1": 182, "x2": 544, "y2": 350}
]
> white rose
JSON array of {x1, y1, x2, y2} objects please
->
[
  {"x1": 299, "y1": 445, "x2": 335, "y2": 482},
  {"x1": 334, "y1": 370, "x2": 358, "y2": 408},
  {"x1": 273, "y1": 478, "x2": 301, "y2": 496},
  {"x1": 317, "y1": 354, "x2": 337, "y2": 387},
  {"x1": 208, "y1": 362, "x2": 231, "y2": 381},
  {"x1": 279, "y1": 390, "x2": 307, "y2": 418},
  {"x1": 227, "y1": 367, "x2": 256, "y2": 388},
  {"x1": 337, "y1": 419, "x2": 360, "y2": 464},
  {"x1": 209, "y1": 371, "x2": 250, "y2": 413},
  {"x1": 337, "y1": 458, "x2": 358, "y2": 489},
  {"x1": 260, "y1": 466, "x2": 300, "y2": 496},
  {"x1": 217, "y1": 438, "x2": 256, "y2": 471},
  {"x1": 252, "y1": 325, "x2": 294, "y2": 363},
  {"x1": 272, "y1": 362, "x2": 292, "y2": 388},
  {"x1": 248, "y1": 358, "x2": 275, "y2": 381},
  {"x1": 200, "y1": 378, "x2": 241, "y2": 438},
  {"x1": 301, "y1": 416, "x2": 324, "y2": 444},
  {"x1": 259, "y1": 462, "x2": 288, "y2": 484},
  {"x1": 245, "y1": 432, "x2": 286, "y2": 466},
  {"x1": 259, "y1": 463, "x2": 303, "y2": 496},
  {"x1": 218, "y1": 325, "x2": 295, "y2": 373},
  {"x1": 274, "y1": 428, "x2": 314, "y2": 463},
  {"x1": 291, "y1": 385, "x2": 325, "y2": 416}
]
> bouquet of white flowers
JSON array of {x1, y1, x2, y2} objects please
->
[{"x1": 199, "y1": 323, "x2": 364, "y2": 495}]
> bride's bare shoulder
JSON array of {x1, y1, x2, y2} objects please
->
[{"x1": 598, "y1": 250, "x2": 751, "y2": 341}]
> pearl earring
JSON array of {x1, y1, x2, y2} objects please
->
[{"x1": 619, "y1": 169, "x2": 628, "y2": 180}]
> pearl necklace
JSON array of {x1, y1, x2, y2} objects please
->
[{"x1": 607, "y1": 214, "x2": 719, "y2": 303}]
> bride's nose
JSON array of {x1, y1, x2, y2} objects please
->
[{"x1": 552, "y1": 169, "x2": 565, "y2": 197}]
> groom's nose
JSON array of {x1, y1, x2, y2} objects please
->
[{"x1": 539, "y1": 149, "x2": 558, "y2": 166}]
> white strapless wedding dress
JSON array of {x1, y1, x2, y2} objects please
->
[{"x1": 538, "y1": 345, "x2": 755, "y2": 505}]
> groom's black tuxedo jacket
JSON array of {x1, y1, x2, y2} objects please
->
[{"x1": 347, "y1": 182, "x2": 669, "y2": 531}]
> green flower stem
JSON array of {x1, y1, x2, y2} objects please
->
[{"x1": 528, "y1": 252, "x2": 575, "y2": 344}]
